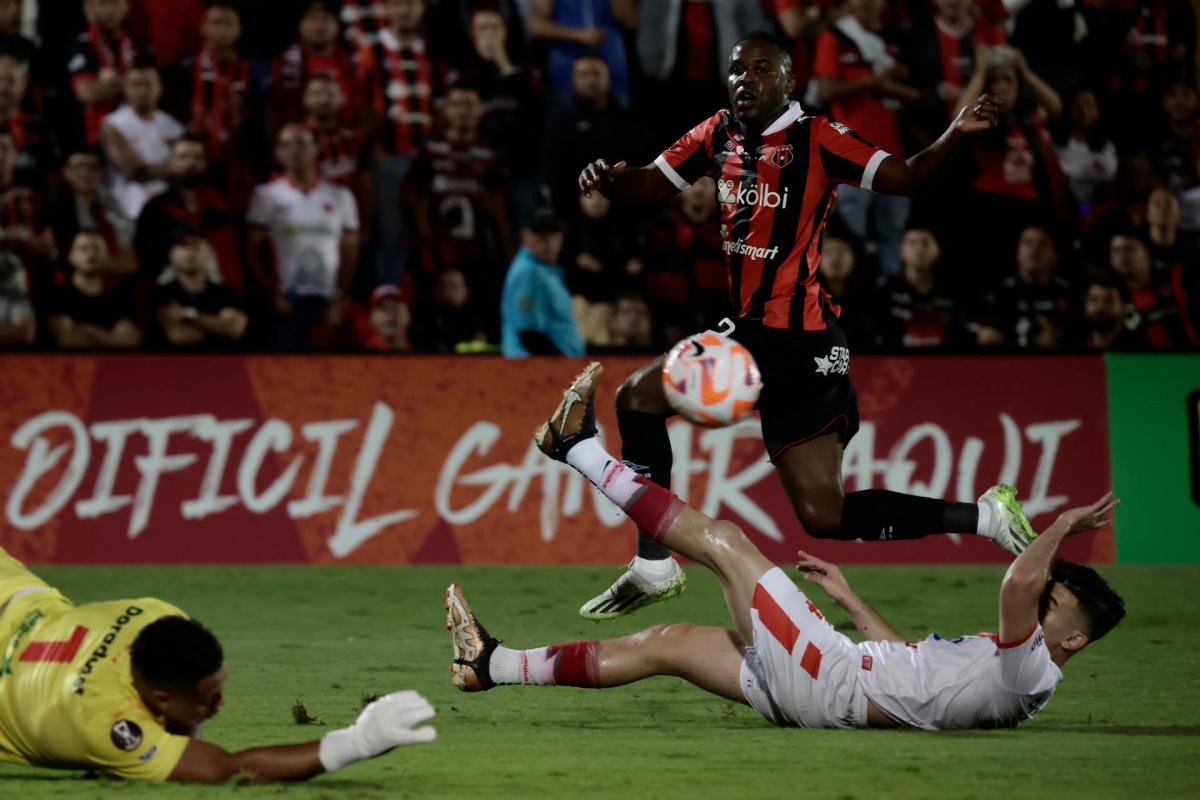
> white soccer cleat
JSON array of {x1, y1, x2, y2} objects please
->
[
  {"x1": 978, "y1": 484, "x2": 1037, "y2": 556},
  {"x1": 579, "y1": 557, "x2": 687, "y2": 620}
]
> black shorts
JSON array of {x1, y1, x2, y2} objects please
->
[{"x1": 732, "y1": 320, "x2": 860, "y2": 461}]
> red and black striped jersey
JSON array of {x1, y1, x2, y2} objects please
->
[{"x1": 653, "y1": 102, "x2": 890, "y2": 331}]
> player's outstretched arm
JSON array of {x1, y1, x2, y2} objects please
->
[
  {"x1": 796, "y1": 551, "x2": 906, "y2": 643},
  {"x1": 869, "y1": 93, "x2": 1000, "y2": 198},
  {"x1": 578, "y1": 159, "x2": 678, "y2": 204},
  {"x1": 998, "y1": 494, "x2": 1118, "y2": 643},
  {"x1": 168, "y1": 691, "x2": 436, "y2": 784}
]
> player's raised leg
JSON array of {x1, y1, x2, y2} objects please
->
[
  {"x1": 536, "y1": 363, "x2": 775, "y2": 641},
  {"x1": 773, "y1": 433, "x2": 1036, "y2": 554},
  {"x1": 578, "y1": 356, "x2": 686, "y2": 621},
  {"x1": 446, "y1": 583, "x2": 747, "y2": 703}
]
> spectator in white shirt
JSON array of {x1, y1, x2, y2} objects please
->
[
  {"x1": 1054, "y1": 87, "x2": 1117, "y2": 208},
  {"x1": 246, "y1": 123, "x2": 361, "y2": 351},
  {"x1": 100, "y1": 58, "x2": 184, "y2": 220}
]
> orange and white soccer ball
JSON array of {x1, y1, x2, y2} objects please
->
[{"x1": 661, "y1": 332, "x2": 762, "y2": 427}]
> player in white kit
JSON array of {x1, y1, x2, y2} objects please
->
[{"x1": 446, "y1": 363, "x2": 1125, "y2": 731}]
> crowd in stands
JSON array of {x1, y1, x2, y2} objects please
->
[{"x1": 0, "y1": 0, "x2": 1197, "y2": 355}]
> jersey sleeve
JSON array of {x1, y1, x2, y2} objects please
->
[
  {"x1": 653, "y1": 112, "x2": 721, "y2": 191},
  {"x1": 83, "y1": 709, "x2": 189, "y2": 781},
  {"x1": 338, "y1": 187, "x2": 360, "y2": 232},
  {"x1": 995, "y1": 624, "x2": 1060, "y2": 696},
  {"x1": 815, "y1": 117, "x2": 893, "y2": 190}
]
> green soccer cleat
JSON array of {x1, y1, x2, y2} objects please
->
[{"x1": 978, "y1": 484, "x2": 1037, "y2": 556}]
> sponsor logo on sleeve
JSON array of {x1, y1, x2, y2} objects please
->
[{"x1": 110, "y1": 720, "x2": 143, "y2": 752}]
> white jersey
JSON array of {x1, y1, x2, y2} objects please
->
[
  {"x1": 246, "y1": 177, "x2": 360, "y2": 299},
  {"x1": 102, "y1": 106, "x2": 184, "y2": 219},
  {"x1": 856, "y1": 625, "x2": 1062, "y2": 730}
]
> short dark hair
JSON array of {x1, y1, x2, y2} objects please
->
[
  {"x1": 732, "y1": 31, "x2": 793, "y2": 71},
  {"x1": 131, "y1": 617, "x2": 223, "y2": 689},
  {"x1": 205, "y1": 0, "x2": 240, "y2": 14},
  {"x1": 1045, "y1": 561, "x2": 1126, "y2": 643}
]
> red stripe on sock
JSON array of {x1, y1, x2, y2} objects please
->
[
  {"x1": 626, "y1": 477, "x2": 685, "y2": 543},
  {"x1": 548, "y1": 641, "x2": 600, "y2": 688}
]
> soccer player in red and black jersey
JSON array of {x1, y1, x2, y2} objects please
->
[{"x1": 574, "y1": 32, "x2": 1034, "y2": 620}]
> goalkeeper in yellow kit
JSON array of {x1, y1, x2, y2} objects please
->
[{"x1": 0, "y1": 548, "x2": 436, "y2": 783}]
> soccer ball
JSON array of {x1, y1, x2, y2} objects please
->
[{"x1": 661, "y1": 332, "x2": 762, "y2": 427}]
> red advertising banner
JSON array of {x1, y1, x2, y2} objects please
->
[{"x1": 0, "y1": 355, "x2": 1112, "y2": 565}]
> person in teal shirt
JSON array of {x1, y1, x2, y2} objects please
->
[{"x1": 501, "y1": 208, "x2": 586, "y2": 357}]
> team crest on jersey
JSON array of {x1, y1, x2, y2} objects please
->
[
  {"x1": 768, "y1": 144, "x2": 794, "y2": 168},
  {"x1": 110, "y1": 720, "x2": 143, "y2": 752},
  {"x1": 829, "y1": 120, "x2": 852, "y2": 135}
]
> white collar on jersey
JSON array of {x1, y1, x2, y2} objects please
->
[{"x1": 760, "y1": 101, "x2": 806, "y2": 137}]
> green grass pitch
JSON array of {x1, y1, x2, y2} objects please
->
[{"x1": 2, "y1": 563, "x2": 1198, "y2": 799}]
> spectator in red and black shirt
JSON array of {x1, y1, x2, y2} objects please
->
[
  {"x1": 876, "y1": 227, "x2": 965, "y2": 351},
  {"x1": 179, "y1": 1, "x2": 258, "y2": 209},
  {"x1": 342, "y1": 0, "x2": 391, "y2": 50},
  {"x1": 304, "y1": 74, "x2": 368, "y2": 191},
  {"x1": 1109, "y1": 229, "x2": 1200, "y2": 350},
  {"x1": 270, "y1": 0, "x2": 362, "y2": 136},
  {"x1": 356, "y1": 0, "x2": 439, "y2": 284},
  {"x1": 812, "y1": 0, "x2": 920, "y2": 276},
  {"x1": 0, "y1": 55, "x2": 47, "y2": 188},
  {"x1": 1155, "y1": 80, "x2": 1200, "y2": 194},
  {"x1": 408, "y1": 82, "x2": 511, "y2": 293},
  {"x1": 574, "y1": 32, "x2": 1013, "y2": 608},
  {"x1": 1079, "y1": 270, "x2": 1142, "y2": 352},
  {"x1": 45, "y1": 147, "x2": 136, "y2": 278},
  {"x1": 0, "y1": 129, "x2": 50, "y2": 294},
  {"x1": 68, "y1": 0, "x2": 148, "y2": 147}
]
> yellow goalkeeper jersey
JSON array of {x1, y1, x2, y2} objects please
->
[{"x1": 0, "y1": 590, "x2": 192, "y2": 781}]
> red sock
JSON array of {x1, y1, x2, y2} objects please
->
[
  {"x1": 548, "y1": 641, "x2": 600, "y2": 688},
  {"x1": 625, "y1": 476, "x2": 685, "y2": 544}
]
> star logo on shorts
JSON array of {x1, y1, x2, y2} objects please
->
[{"x1": 814, "y1": 346, "x2": 850, "y2": 376}]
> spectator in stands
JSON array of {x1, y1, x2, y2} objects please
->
[
  {"x1": 543, "y1": 54, "x2": 646, "y2": 218},
  {"x1": 1054, "y1": 87, "x2": 1118, "y2": 208},
  {"x1": 1109, "y1": 229, "x2": 1200, "y2": 350},
  {"x1": 0, "y1": 0, "x2": 36, "y2": 74},
  {"x1": 877, "y1": 227, "x2": 963, "y2": 351},
  {"x1": 529, "y1": 0, "x2": 635, "y2": 108},
  {"x1": 426, "y1": 0, "x2": 529, "y2": 72},
  {"x1": 817, "y1": 230, "x2": 874, "y2": 351},
  {"x1": 636, "y1": 0, "x2": 768, "y2": 144},
  {"x1": 356, "y1": 0, "x2": 438, "y2": 284},
  {"x1": 180, "y1": 0, "x2": 256, "y2": 208},
  {"x1": 0, "y1": 55, "x2": 47, "y2": 186},
  {"x1": 126, "y1": 0, "x2": 204, "y2": 67},
  {"x1": 1155, "y1": 80, "x2": 1200, "y2": 194},
  {"x1": 460, "y1": 6, "x2": 543, "y2": 229},
  {"x1": 247, "y1": 124, "x2": 360, "y2": 352},
  {"x1": 0, "y1": 251, "x2": 33, "y2": 345},
  {"x1": 975, "y1": 225, "x2": 1075, "y2": 351},
  {"x1": 304, "y1": 74, "x2": 367, "y2": 195},
  {"x1": 357, "y1": 283, "x2": 413, "y2": 351},
  {"x1": 271, "y1": 0, "x2": 360, "y2": 134},
  {"x1": 1146, "y1": 186, "x2": 1187, "y2": 272},
  {"x1": 1080, "y1": 271, "x2": 1139, "y2": 352},
  {"x1": 955, "y1": 45, "x2": 1065, "y2": 280},
  {"x1": 769, "y1": 0, "x2": 830, "y2": 105},
  {"x1": 564, "y1": 189, "x2": 637, "y2": 317},
  {"x1": 69, "y1": 0, "x2": 147, "y2": 146},
  {"x1": 813, "y1": 0, "x2": 919, "y2": 277},
  {"x1": 46, "y1": 230, "x2": 141, "y2": 349},
  {"x1": 135, "y1": 135, "x2": 242, "y2": 289},
  {"x1": 411, "y1": 266, "x2": 486, "y2": 353},
  {"x1": 906, "y1": 0, "x2": 1008, "y2": 133},
  {"x1": 606, "y1": 291, "x2": 652, "y2": 351},
  {"x1": 153, "y1": 225, "x2": 247, "y2": 348},
  {"x1": 408, "y1": 81, "x2": 511, "y2": 289},
  {"x1": 0, "y1": 130, "x2": 50, "y2": 294},
  {"x1": 101, "y1": 59, "x2": 184, "y2": 220},
  {"x1": 47, "y1": 148, "x2": 136, "y2": 276},
  {"x1": 501, "y1": 207, "x2": 585, "y2": 357}
]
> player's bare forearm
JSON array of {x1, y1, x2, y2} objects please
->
[
  {"x1": 872, "y1": 94, "x2": 999, "y2": 196},
  {"x1": 169, "y1": 739, "x2": 324, "y2": 784},
  {"x1": 838, "y1": 592, "x2": 906, "y2": 643},
  {"x1": 580, "y1": 163, "x2": 677, "y2": 205},
  {"x1": 796, "y1": 551, "x2": 905, "y2": 642}
]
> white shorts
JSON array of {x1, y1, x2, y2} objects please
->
[{"x1": 738, "y1": 567, "x2": 868, "y2": 729}]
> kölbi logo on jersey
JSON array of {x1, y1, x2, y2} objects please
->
[{"x1": 717, "y1": 179, "x2": 789, "y2": 210}]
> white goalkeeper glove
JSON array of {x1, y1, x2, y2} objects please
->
[{"x1": 318, "y1": 690, "x2": 437, "y2": 772}]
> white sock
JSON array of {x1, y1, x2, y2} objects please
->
[
  {"x1": 489, "y1": 645, "x2": 556, "y2": 685},
  {"x1": 976, "y1": 500, "x2": 994, "y2": 537},
  {"x1": 565, "y1": 437, "x2": 643, "y2": 509}
]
